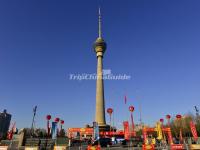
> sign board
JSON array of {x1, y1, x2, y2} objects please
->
[
  {"x1": 142, "y1": 144, "x2": 154, "y2": 150},
  {"x1": 171, "y1": 144, "x2": 184, "y2": 149},
  {"x1": 0, "y1": 146, "x2": 8, "y2": 150},
  {"x1": 189, "y1": 144, "x2": 200, "y2": 149},
  {"x1": 54, "y1": 146, "x2": 66, "y2": 150},
  {"x1": 25, "y1": 147, "x2": 39, "y2": 150}
]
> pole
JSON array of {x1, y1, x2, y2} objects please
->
[
  {"x1": 110, "y1": 114, "x2": 111, "y2": 137},
  {"x1": 31, "y1": 106, "x2": 37, "y2": 137},
  {"x1": 112, "y1": 111, "x2": 114, "y2": 137},
  {"x1": 167, "y1": 119, "x2": 170, "y2": 127},
  {"x1": 47, "y1": 120, "x2": 50, "y2": 138},
  {"x1": 130, "y1": 113, "x2": 135, "y2": 136}
]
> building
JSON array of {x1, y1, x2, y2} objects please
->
[{"x1": 0, "y1": 109, "x2": 12, "y2": 139}]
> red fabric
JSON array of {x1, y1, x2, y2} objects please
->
[
  {"x1": 171, "y1": 144, "x2": 184, "y2": 150},
  {"x1": 190, "y1": 121, "x2": 198, "y2": 141},
  {"x1": 123, "y1": 121, "x2": 129, "y2": 140},
  {"x1": 167, "y1": 129, "x2": 173, "y2": 145}
]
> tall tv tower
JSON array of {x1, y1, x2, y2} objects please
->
[{"x1": 93, "y1": 8, "x2": 107, "y2": 131}]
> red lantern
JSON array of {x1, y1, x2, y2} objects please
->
[
  {"x1": 160, "y1": 118, "x2": 164, "y2": 123},
  {"x1": 166, "y1": 114, "x2": 171, "y2": 119},
  {"x1": 55, "y1": 117, "x2": 60, "y2": 123},
  {"x1": 60, "y1": 120, "x2": 64, "y2": 125},
  {"x1": 107, "y1": 108, "x2": 113, "y2": 115},
  {"x1": 176, "y1": 114, "x2": 182, "y2": 119},
  {"x1": 129, "y1": 106, "x2": 134, "y2": 112},
  {"x1": 46, "y1": 115, "x2": 51, "y2": 121}
]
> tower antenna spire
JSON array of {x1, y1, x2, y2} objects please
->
[{"x1": 98, "y1": 7, "x2": 102, "y2": 38}]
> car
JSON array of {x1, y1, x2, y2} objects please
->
[{"x1": 92, "y1": 138, "x2": 112, "y2": 147}]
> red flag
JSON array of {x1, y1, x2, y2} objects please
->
[
  {"x1": 190, "y1": 121, "x2": 198, "y2": 141},
  {"x1": 124, "y1": 96, "x2": 127, "y2": 104}
]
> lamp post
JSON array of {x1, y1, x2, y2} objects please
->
[
  {"x1": 129, "y1": 106, "x2": 135, "y2": 137},
  {"x1": 107, "y1": 108, "x2": 113, "y2": 137},
  {"x1": 46, "y1": 115, "x2": 51, "y2": 138},
  {"x1": 166, "y1": 114, "x2": 171, "y2": 127},
  {"x1": 176, "y1": 114, "x2": 182, "y2": 143}
]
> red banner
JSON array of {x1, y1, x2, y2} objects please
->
[
  {"x1": 166, "y1": 128, "x2": 173, "y2": 145},
  {"x1": 142, "y1": 144, "x2": 154, "y2": 150},
  {"x1": 123, "y1": 121, "x2": 129, "y2": 140},
  {"x1": 171, "y1": 144, "x2": 184, "y2": 150},
  {"x1": 190, "y1": 121, "x2": 198, "y2": 141}
]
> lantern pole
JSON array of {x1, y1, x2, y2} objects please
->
[
  {"x1": 107, "y1": 108, "x2": 113, "y2": 137},
  {"x1": 176, "y1": 114, "x2": 182, "y2": 144},
  {"x1": 129, "y1": 106, "x2": 135, "y2": 137},
  {"x1": 60, "y1": 120, "x2": 64, "y2": 136},
  {"x1": 46, "y1": 115, "x2": 51, "y2": 138},
  {"x1": 166, "y1": 115, "x2": 171, "y2": 127},
  {"x1": 109, "y1": 113, "x2": 111, "y2": 136},
  {"x1": 47, "y1": 120, "x2": 50, "y2": 137},
  {"x1": 160, "y1": 118, "x2": 166, "y2": 142}
]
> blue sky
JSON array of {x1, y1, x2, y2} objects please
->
[{"x1": 0, "y1": 0, "x2": 200, "y2": 129}]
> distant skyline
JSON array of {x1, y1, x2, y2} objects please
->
[{"x1": 0, "y1": 0, "x2": 200, "y2": 129}]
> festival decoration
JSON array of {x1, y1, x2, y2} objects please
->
[
  {"x1": 166, "y1": 114, "x2": 171, "y2": 126},
  {"x1": 107, "y1": 108, "x2": 113, "y2": 135},
  {"x1": 46, "y1": 115, "x2": 51, "y2": 137},
  {"x1": 129, "y1": 105, "x2": 135, "y2": 136}
]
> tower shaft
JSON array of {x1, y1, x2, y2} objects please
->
[{"x1": 95, "y1": 53, "x2": 106, "y2": 126}]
